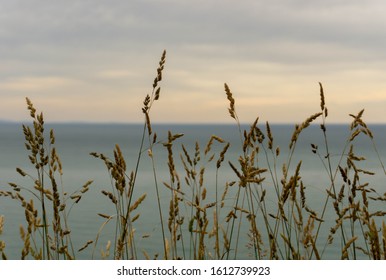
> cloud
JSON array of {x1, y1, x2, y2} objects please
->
[
  {"x1": 1, "y1": 1, "x2": 386, "y2": 123},
  {"x1": 96, "y1": 70, "x2": 139, "y2": 79},
  {"x1": 0, "y1": 76, "x2": 79, "y2": 92}
]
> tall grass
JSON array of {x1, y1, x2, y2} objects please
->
[
  {"x1": 0, "y1": 215, "x2": 5, "y2": 259},
  {"x1": 88, "y1": 50, "x2": 166, "y2": 259},
  {"x1": 1, "y1": 50, "x2": 386, "y2": 259},
  {"x1": 0, "y1": 98, "x2": 93, "y2": 259}
]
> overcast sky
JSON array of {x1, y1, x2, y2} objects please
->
[{"x1": 1, "y1": 0, "x2": 386, "y2": 124}]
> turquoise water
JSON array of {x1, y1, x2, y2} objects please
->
[{"x1": 0, "y1": 122, "x2": 385, "y2": 259}]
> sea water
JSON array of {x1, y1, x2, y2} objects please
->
[{"x1": 0, "y1": 122, "x2": 385, "y2": 259}]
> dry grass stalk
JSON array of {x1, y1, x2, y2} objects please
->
[
  {"x1": 368, "y1": 219, "x2": 381, "y2": 259},
  {"x1": 129, "y1": 194, "x2": 147, "y2": 213},
  {"x1": 382, "y1": 221, "x2": 386, "y2": 259},
  {"x1": 302, "y1": 217, "x2": 317, "y2": 253},
  {"x1": 217, "y1": 143, "x2": 230, "y2": 169},
  {"x1": 100, "y1": 240, "x2": 111, "y2": 259},
  {"x1": 341, "y1": 236, "x2": 358, "y2": 260},
  {"x1": 0, "y1": 215, "x2": 5, "y2": 259},
  {"x1": 289, "y1": 113, "x2": 322, "y2": 149},
  {"x1": 0, "y1": 216, "x2": 3, "y2": 236},
  {"x1": 266, "y1": 121, "x2": 273, "y2": 150},
  {"x1": 78, "y1": 240, "x2": 93, "y2": 252},
  {"x1": 280, "y1": 233, "x2": 299, "y2": 259},
  {"x1": 205, "y1": 135, "x2": 225, "y2": 155},
  {"x1": 224, "y1": 83, "x2": 236, "y2": 120},
  {"x1": 319, "y1": 82, "x2": 325, "y2": 111}
]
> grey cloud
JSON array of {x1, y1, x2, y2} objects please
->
[{"x1": 2, "y1": 1, "x2": 386, "y2": 60}]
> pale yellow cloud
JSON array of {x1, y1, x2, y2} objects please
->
[
  {"x1": 96, "y1": 70, "x2": 138, "y2": 79},
  {"x1": 0, "y1": 76, "x2": 79, "y2": 92}
]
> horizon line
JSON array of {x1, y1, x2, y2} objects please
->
[{"x1": 1, "y1": 119, "x2": 386, "y2": 126}]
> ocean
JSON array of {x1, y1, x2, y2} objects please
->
[{"x1": 0, "y1": 122, "x2": 385, "y2": 260}]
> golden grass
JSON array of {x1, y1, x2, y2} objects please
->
[
  {"x1": 1, "y1": 51, "x2": 386, "y2": 260},
  {"x1": 0, "y1": 215, "x2": 5, "y2": 260}
]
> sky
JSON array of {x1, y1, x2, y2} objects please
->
[{"x1": 1, "y1": 0, "x2": 386, "y2": 124}]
